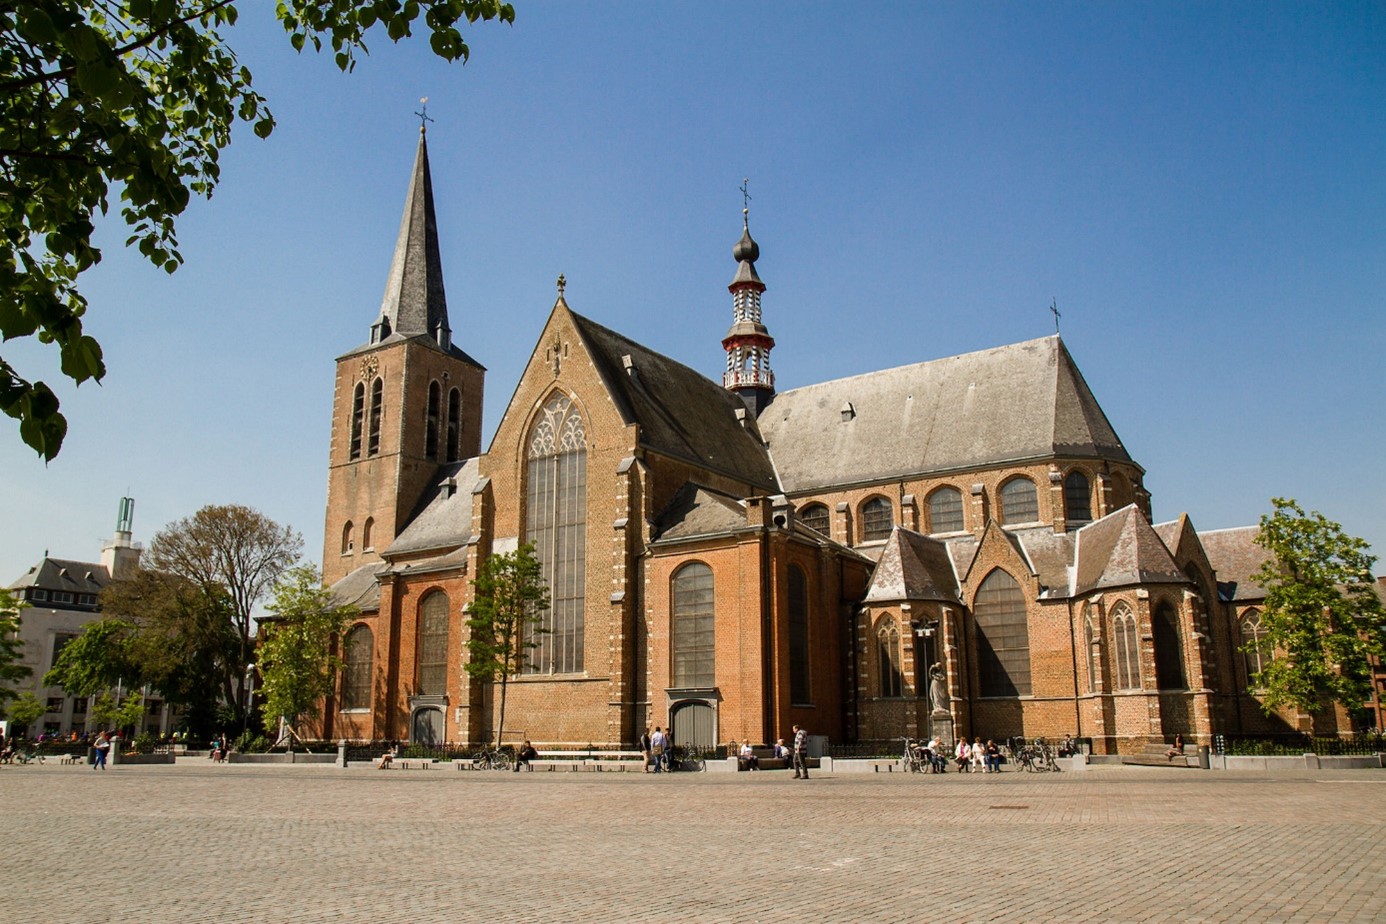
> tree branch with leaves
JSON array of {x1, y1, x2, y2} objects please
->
[{"x1": 1, "y1": 1, "x2": 515, "y2": 459}]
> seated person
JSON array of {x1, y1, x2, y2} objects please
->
[
  {"x1": 1166, "y1": 734, "x2": 1185, "y2": 760},
  {"x1": 378, "y1": 747, "x2": 395, "y2": 769},
  {"x1": 773, "y1": 738, "x2": 790, "y2": 761},
  {"x1": 925, "y1": 737, "x2": 947, "y2": 773},
  {"x1": 984, "y1": 739, "x2": 1002, "y2": 773},
  {"x1": 515, "y1": 740, "x2": 539, "y2": 772},
  {"x1": 739, "y1": 742, "x2": 759, "y2": 770}
]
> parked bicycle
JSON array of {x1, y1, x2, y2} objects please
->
[
  {"x1": 666, "y1": 745, "x2": 707, "y2": 772},
  {"x1": 470, "y1": 747, "x2": 513, "y2": 771},
  {"x1": 900, "y1": 737, "x2": 927, "y2": 773},
  {"x1": 1013, "y1": 736, "x2": 1059, "y2": 772}
]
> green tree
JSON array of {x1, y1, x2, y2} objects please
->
[
  {"x1": 465, "y1": 542, "x2": 548, "y2": 749},
  {"x1": 0, "y1": 588, "x2": 32, "y2": 710},
  {"x1": 1, "y1": 1, "x2": 515, "y2": 459},
  {"x1": 99, "y1": 570, "x2": 238, "y2": 737},
  {"x1": 90, "y1": 688, "x2": 143, "y2": 733},
  {"x1": 257, "y1": 564, "x2": 356, "y2": 742},
  {"x1": 147, "y1": 503, "x2": 302, "y2": 726},
  {"x1": 6, "y1": 692, "x2": 45, "y2": 734},
  {"x1": 1251, "y1": 497, "x2": 1386, "y2": 716},
  {"x1": 43, "y1": 617, "x2": 141, "y2": 695}
]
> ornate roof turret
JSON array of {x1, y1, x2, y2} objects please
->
[
  {"x1": 372, "y1": 125, "x2": 452, "y2": 350},
  {"x1": 722, "y1": 181, "x2": 775, "y2": 415}
]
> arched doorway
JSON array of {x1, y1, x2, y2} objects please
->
[
  {"x1": 670, "y1": 701, "x2": 715, "y2": 750},
  {"x1": 411, "y1": 707, "x2": 443, "y2": 747}
]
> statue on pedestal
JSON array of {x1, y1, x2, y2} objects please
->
[{"x1": 928, "y1": 664, "x2": 950, "y2": 715}]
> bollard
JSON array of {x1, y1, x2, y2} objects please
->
[{"x1": 337, "y1": 739, "x2": 348, "y2": 769}]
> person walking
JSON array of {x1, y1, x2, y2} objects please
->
[
  {"x1": 650, "y1": 726, "x2": 668, "y2": 773},
  {"x1": 791, "y1": 724, "x2": 809, "y2": 780},
  {"x1": 93, "y1": 731, "x2": 111, "y2": 770}
]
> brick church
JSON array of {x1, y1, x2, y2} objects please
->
[{"x1": 314, "y1": 130, "x2": 1355, "y2": 756}]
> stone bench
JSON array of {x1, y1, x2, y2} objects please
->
[{"x1": 528, "y1": 749, "x2": 646, "y2": 771}]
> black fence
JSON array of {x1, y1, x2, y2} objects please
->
[{"x1": 1217, "y1": 732, "x2": 1386, "y2": 757}]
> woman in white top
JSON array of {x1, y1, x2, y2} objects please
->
[
  {"x1": 955, "y1": 736, "x2": 971, "y2": 772},
  {"x1": 971, "y1": 739, "x2": 987, "y2": 773}
]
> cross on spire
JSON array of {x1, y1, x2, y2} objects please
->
[
  {"x1": 740, "y1": 177, "x2": 751, "y2": 227},
  {"x1": 1050, "y1": 297, "x2": 1062, "y2": 333},
  {"x1": 556, "y1": 273, "x2": 566, "y2": 297},
  {"x1": 415, "y1": 96, "x2": 434, "y2": 133}
]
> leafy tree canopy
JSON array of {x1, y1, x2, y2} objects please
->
[
  {"x1": 466, "y1": 542, "x2": 548, "y2": 747},
  {"x1": 43, "y1": 616, "x2": 141, "y2": 696},
  {"x1": 0, "y1": 588, "x2": 33, "y2": 709},
  {"x1": 6, "y1": 691, "x2": 46, "y2": 732},
  {"x1": 1251, "y1": 497, "x2": 1386, "y2": 716},
  {"x1": 257, "y1": 563, "x2": 356, "y2": 734},
  {"x1": 147, "y1": 503, "x2": 301, "y2": 724},
  {"x1": 1, "y1": 1, "x2": 515, "y2": 459}
]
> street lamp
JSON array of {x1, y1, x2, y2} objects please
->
[{"x1": 241, "y1": 662, "x2": 256, "y2": 739}]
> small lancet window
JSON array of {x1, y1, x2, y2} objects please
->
[
  {"x1": 446, "y1": 387, "x2": 461, "y2": 462},
  {"x1": 425, "y1": 381, "x2": 440, "y2": 460}
]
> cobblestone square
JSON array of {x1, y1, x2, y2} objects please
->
[{"x1": 2, "y1": 762, "x2": 1382, "y2": 923}]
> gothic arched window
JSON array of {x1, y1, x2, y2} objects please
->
[
  {"x1": 416, "y1": 592, "x2": 449, "y2": 695},
  {"x1": 1241, "y1": 608, "x2": 1272, "y2": 686},
  {"x1": 341, "y1": 521, "x2": 354, "y2": 555},
  {"x1": 1153, "y1": 601, "x2": 1186, "y2": 690},
  {"x1": 446, "y1": 387, "x2": 461, "y2": 462},
  {"x1": 861, "y1": 496, "x2": 893, "y2": 542},
  {"x1": 973, "y1": 569, "x2": 1032, "y2": 696},
  {"x1": 672, "y1": 563, "x2": 714, "y2": 688},
  {"x1": 525, "y1": 392, "x2": 587, "y2": 674},
  {"x1": 1084, "y1": 609, "x2": 1099, "y2": 693},
  {"x1": 1064, "y1": 470, "x2": 1092, "y2": 524},
  {"x1": 342, "y1": 625, "x2": 373, "y2": 710},
  {"x1": 788, "y1": 564, "x2": 811, "y2": 704},
  {"x1": 349, "y1": 382, "x2": 365, "y2": 460},
  {"x1": 799, "y1": 503, "x2": 830, "y2": 537},
  {"x1": 1112, "y1": 603, "x2": 1141, "y2": 690},
  {"x1": 999, "y1": 477, "x2": 1039, "y2": 525},
  {"x1": 927, "y1": 486, "x2": 965, "y2": 533},
  {"x1": 362, "y1": 517, "x2": 374, "y2": 551},
  {"x1": 425, "y1": 381, "x2": 440, "y2": 460},
  {"x1": 877, "y1": 621, "x2": 903, "y2": 698},
  {"x1": 367, "y1": 377, "x2": 383, "y2": 457}
]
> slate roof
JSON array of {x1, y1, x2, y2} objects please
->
[
  {"x1": 651, "y1": 483, "x2": 748, "y2": 543},
  {"x1": 1011, "y1": 527, "x2": 1077, "y2": 595},
  {"x1": 328, "y1": 562, "x2": 386, "y2": 612},
  {"x1": 758, "y1": 335, "x2": 1132, "y2": 494},
  {"x1": 864, "y1": 528, "x2": 961, "y2": 604},
  {"x1": 386, "y1": 458, "x2": 480, "y2": 556},
  {"x1": 1198, "y1": 526, "x2": 1270, "y2": 602},
  {"x1": 569, "y1": 309, "x2": 780, "y2": 490},
  {"x1": 1073, "y1": 505, "x2": 1188, "y2": 595},
  {"x1": 7, "y1": 558, "x2": 109, "y2": 595}
]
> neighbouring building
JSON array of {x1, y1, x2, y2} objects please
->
[
  {"x1": 313, "y1": 129, "x2": 1369, "y2": 755},
  {"x1": 5, "y1": 499, "x2": 174, "y2": 738}
]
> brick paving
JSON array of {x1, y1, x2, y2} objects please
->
[{"x1": 2, "y1": 761, "x2": 1383, "y2": 923}]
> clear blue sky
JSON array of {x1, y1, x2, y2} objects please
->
[{"x1": 3, "y1": 2, "x2": 1383, "y2": 585}]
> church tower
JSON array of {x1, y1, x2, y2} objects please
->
[
  {"x1": 322, "y1": 126, "x2": 486, "y2": 585},
  {"x1": 721, "y1": 199, "x2": 775, "y2": 415}
]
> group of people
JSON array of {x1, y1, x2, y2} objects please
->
[
  {"x1": 911, "y1": 736, "x2": 1003, "y2": 773},
  {"x1": 731, "y1": 726, "x2": 812, "y2": 778},
  {"x1": 638, "y1": 726, "x2": 672, "y2": 772}
]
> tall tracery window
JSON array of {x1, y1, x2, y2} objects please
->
[
  {"x1": 425, "y1": 381, "x2": 440, "y2": 460},
  {"x1": 1064, "y1": 470, "x2": 1092, "y2": 524},
  {"x1": 1152, "y1": 601, "x2": 1187, "y2": 690},
  {"x1": 973, "y1": 569, "x2": 1032, "y2": 696},
  {"x1": 800, "y1": 504, "x2": 830, "y2": 536},
  {"x1": 1112, "y1": 604, "x2": 1141, "y2": 690},
  {"x1": 342, "y1": 625, "x2": 373, "y2": 710},
  {"x1": 1241, "y1": 608, "x2": 1272, "y2": 686},
  {"x1": 367, "y1": 377, "x2": 383, "y2": 456},
  {"x1": 999, "y1": 477, "x2": 1039, "y2": 525},
  {"x1": 877, "y1": 621, "x2": 903, "y2": 697},
  {"x1": 1084, "y1": 610, "x2": 1099, "y2": 693},
  {"x1": 446, "y1": 387, "x2": 461, "y2": 462},
  {"x1": 788, "y1": 564, "x2": 810, "y2": 704},
  {"x1": 672, "y1": 563, "x2": 714, "y2": 688},
  {"x1": 928, "y1": 486, "x2": 965, "y2": 533},
  {"x1": 525, "y1": 392, "x2": 587, "y2": 674},
  {"x1": 349, "y1": 382, "x2": 365, "y2": 460},
  {"x1": 416, "y1": 592, "x2": 449, "y2": 695},
  {"x1": 861, "y1": 496, "x2": 893, "y2": 542}
]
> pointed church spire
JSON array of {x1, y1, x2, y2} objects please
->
[
  {"x1": 372, "y1": 123, "x2": 452, "y2": 350},
  {"x1": 722, "y1": 180, "x2": 775, "y2": 414}
]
